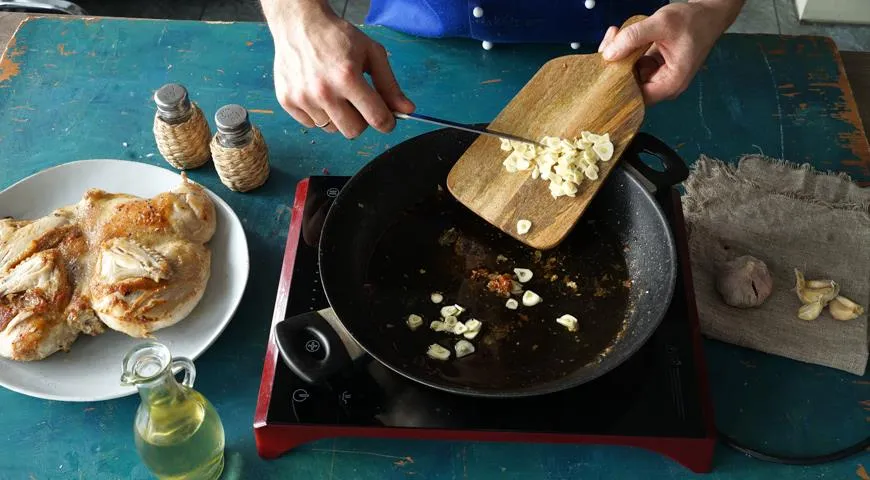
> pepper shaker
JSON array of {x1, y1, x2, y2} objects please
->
[
  {"x1": 152, "y1": 83, "x2": 212, "y2": 170},
  {"x1": 209, "y1": 104, "x2": 270, "y2": 192}
]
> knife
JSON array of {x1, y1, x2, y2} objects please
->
[{"x1": 394, "y1": 112, "x2": 541, "y2": 147}]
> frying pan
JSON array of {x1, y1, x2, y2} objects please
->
[{"x1": 275, "y1": 128, "x2": 688, "y2": 398}]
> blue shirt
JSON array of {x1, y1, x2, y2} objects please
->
[{"x1": 365, "y1": 0, "x2": 669, "y2": 46}]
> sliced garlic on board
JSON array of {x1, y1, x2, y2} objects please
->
[{"x1": 517, "y1": 219, "x2": 532, "y2": 235}]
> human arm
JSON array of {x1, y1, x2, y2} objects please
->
[
  {"x1": 260, "y1": 0, "x2": 416, "y2": 137},
  {"x1": 598, "y1": 0, "x2": 746, "y2": 105}
]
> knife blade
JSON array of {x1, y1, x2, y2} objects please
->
[{"x1": 394, "y1": 112, "x2": 541, "y2": 147}]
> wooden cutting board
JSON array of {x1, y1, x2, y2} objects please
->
[{"x1": 446, "y1": 15, "x2": 649, "y2": 250}]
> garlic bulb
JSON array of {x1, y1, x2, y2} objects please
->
[{"x1": 715, "y1": 256, "x2": 774, "y2": 308}]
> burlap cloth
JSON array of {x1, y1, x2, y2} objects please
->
[{"x1": 682, "y1": 154, "x2": 870, "y2": 375}]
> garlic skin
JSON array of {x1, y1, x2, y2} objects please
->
[
  {"x1": 798, "y1": 301, "x2": 823, "y2": 321},
  {"x1": 715, "y1": 256, "x2": 773, "y2": 308},
  {"x1": 794, "y1": 269, "x2": 839, "y2": 305},
  {"x1": 828, "y1": 296, "x2": 865, "y2": 321}
]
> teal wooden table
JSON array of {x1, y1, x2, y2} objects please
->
[{"x1": 0, "y1": 16, "x2": 869, "y2": 480}]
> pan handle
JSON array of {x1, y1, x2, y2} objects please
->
[
  {"x1": 274, "y1": 310, "x2": 356, "y2": 385},
  {"x1": 623, "y1": 132, "x2": 689, "y2": 190}
]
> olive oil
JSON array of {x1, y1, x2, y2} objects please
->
[
  {"x1": 134, "y1": 389, "x2": 225, "y2": 480},
  {"x1": 121, "y1": 342, "x2": 226, "y2": 480}
]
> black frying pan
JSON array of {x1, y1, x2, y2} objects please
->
[{"x1": 275, "y1": 129, "x2": 688, "y2": 398}]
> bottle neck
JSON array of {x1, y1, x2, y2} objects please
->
[{"x1": 136, "y1": 369, "x2": 187, "y2": 406}]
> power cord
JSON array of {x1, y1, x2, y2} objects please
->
[{"x1": 718, "y1": 430, "x2": 870, "y2": 465}]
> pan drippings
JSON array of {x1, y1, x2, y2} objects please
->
[{"x1": 363, "y1": 186, "x2": 631, "y2": 390}]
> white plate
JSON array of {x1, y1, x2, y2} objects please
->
[{"x1": 0, "y1": 160, "x2": 249, "y2": 402}]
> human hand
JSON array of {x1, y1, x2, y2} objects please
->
[
  {"x1": 598, "y1": 1, "x2": 743, "y2": 105},
  {"x1": 267, "y1": 2, "x2": 415, "y2": 138}
]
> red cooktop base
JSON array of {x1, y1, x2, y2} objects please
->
[{"x1": 254, "y1": 177, "x2": 717, "y2": 474}]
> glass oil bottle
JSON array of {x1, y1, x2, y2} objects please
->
[{"x1": 121, "y1": 341, "x2": 225, "y2": 480}]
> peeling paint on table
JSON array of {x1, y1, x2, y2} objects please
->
[{"x1": 0, "y1": 16, "x2": 868, "y2": 480}]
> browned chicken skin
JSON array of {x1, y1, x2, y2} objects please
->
[{"x1": 0, "y1": 175, "x2": 216, "y2": 361}]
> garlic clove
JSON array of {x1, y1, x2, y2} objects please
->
[
  {"x1": 430, "y1": 292, "x2": 444, "y2": 304},
  {"x1": 807, "y1": 279, "x2": 835, "y2": 289},
  {"x1": 794, "y1": 269, "x2": 839, "y2": 305},
  {"x1": 828, "y1": 295, "x2": 865, "y2": 321},
  {"x1": 505, "y1": 298, "x2": 519, "y2": 310},
  {"x1": 797, "y1": 301, "x2": 823, "y2": 321}
]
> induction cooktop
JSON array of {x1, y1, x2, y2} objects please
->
[{"x1": 254, "y1": 175, "x2": 716, "y2": 473}]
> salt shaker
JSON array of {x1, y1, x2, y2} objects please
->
[
  {"x1": 152, "y1": 83, "x2": 212, "y2": 170},
  {"x1": 209, "y1": 104, "x2": 270, "y2": 192}
]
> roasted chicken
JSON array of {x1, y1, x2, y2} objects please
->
[{"x1": 0, "y1": 175, "x2": 215, "y2": 361}]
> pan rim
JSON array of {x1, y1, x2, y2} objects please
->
[{"x1": 318, "y1": 128, "x2": 678, "y2": 398}]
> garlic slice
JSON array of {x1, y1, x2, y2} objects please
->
[
  {"x1": 506, "y1": 298, "x2": 519, "y2": 310},
  {"x1": 464, "y1": 318, "x2": 482, "y2": 333},
  {"x1": 522, "y1": 290, "x2": 543, "y2": 306},
  {"x1": 427, "y1": 344, "x2": 451, "y2": 360},
  {"x1": 440, "y1": 305, "x2": 460, "y2": 318},
  {"x1": 454, "y1": 340, "x2": 476, "y2": 358},
  {"x1": 430, "y1": 292, "x2": 444, "y2": 304},
  {"x1": 452, "y1": 322, "x2": 469, "y2": 335},
  {"x1": 556, "y1": 314, "x2": 579, "y2": 332},
  {"x1": 517, "y1": 219, "x2": 532, "y2": 235},
  {"x1": 514, "y1": 268, "x2": 533, "y2": 283},
  {"x1": 443, "y1": 315, "x2": 459, "y2": 327},
  {"x1": 593, "y1": 141, "x2": 614, "y2": 161},
  {"x1": 430, "y1": 320, "x2": 448, "y2": 332},
  {"x1": 407, "y1": 314, "x2": 423, "y2": 331},
  {"x1": 463, "y1": 329, "x2": 480, "y2": 340}
]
